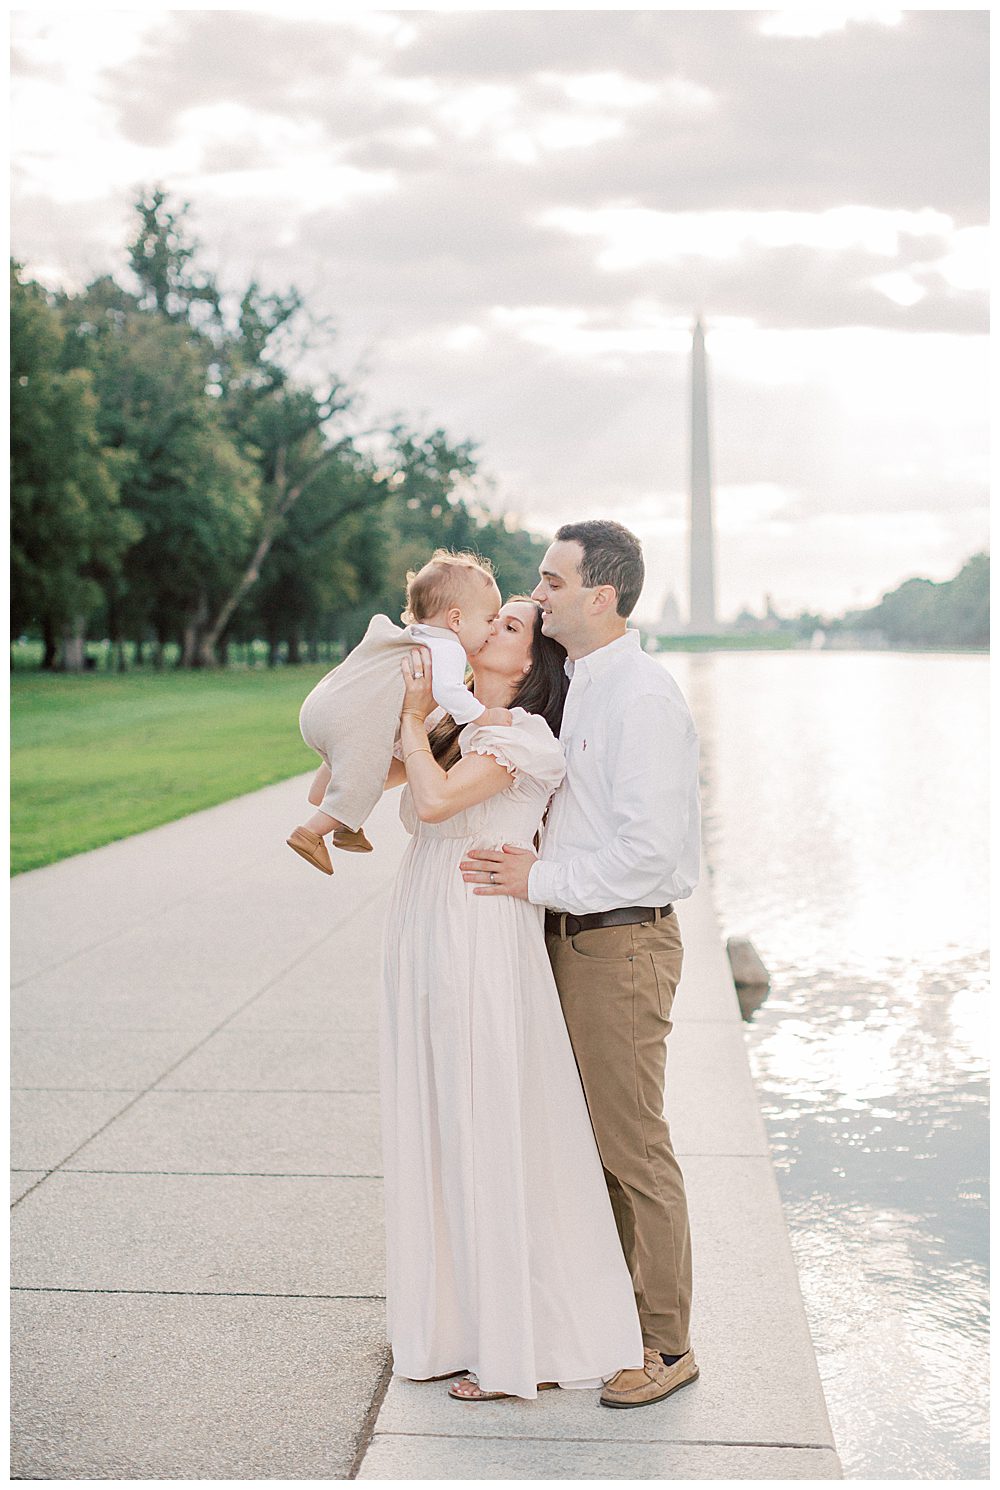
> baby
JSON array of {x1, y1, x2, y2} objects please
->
[{"x1": 287, "y1": 550, "x2": 511, "y2": 875}]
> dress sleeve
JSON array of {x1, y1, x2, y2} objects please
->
[{"x1": 458, "y1": 708, "x2": 566, "y2": 792}]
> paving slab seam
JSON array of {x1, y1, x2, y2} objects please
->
[
  {"x1": 10, "y1": 888, "x2": 389, "y2": 1211},
  {"x1": 11, "y1": 1086, "x2": 140, "y2": 1092},
  {"x1": 33, "y1": 1086, "x2": 382, "y2": 1094},
  {"x1": 54, "y1": 1167, "x2": 386, "y2": 1178},
  {"x1": 347, "y1": 1352, "x2": 395, "y2": 1480},
  {"x1": 369, "y1": 1431, "x2": 835, "y2": 1451},
  {"x1": 12, "y1": 1285, "x2": 386, "y2": 1299}
]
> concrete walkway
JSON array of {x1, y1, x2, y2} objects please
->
[{"x1": 11, "y1": 777, "x2": 842, "y2": 1480}]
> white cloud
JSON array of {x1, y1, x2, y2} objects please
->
[
  {"x1": 870, "y1": 271, "x2": 928, "y2": 308},
  {"x1": 539, "y1": 204, "x2": 957, "y2": 271},
  {"x1": 927, "y1": 226, "x2": 990, "y2": 293},
  {"x1": 758, "y1": 9, "x2": 903, "y2": 40},
  {"x1": 541, "y1": 70, "x2": 660, "y2": 110}
]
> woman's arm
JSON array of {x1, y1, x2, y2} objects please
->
[
  {"x1": 383, "y1": 756, "x2": 407, "y2": 791},
  {"x1": 400, "y1": 649, "x2": 514, "y2": 824}
]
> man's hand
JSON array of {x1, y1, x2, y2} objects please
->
[{"x1": 460, "y1": 844, "x2": 536, "y2": 899}]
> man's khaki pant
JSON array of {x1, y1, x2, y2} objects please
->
[{"x1": 546, "y1": 910, "x2": 693, "y2": 1355}]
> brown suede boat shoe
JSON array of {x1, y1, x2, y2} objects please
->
[
  {"x1": 286, "y1": 827, "x2": 333, "y2": 875},
  {"x1": 332, "y1": 827, "x2": 373, "y2": 853},
  {"x1": 600, "y1": 1347, "x2": 699, "y2": 1409}
]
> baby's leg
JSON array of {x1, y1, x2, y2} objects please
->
[
  {"x1": 307, "y1": 762, "x2": 332, "y2": 806},
  {"x1": 304, "y1": 765, "x2": 343, "y2": 834},
  {"x1": 288, "y1": 752, "x2": 372, "y2": 866},
  {"x1": 304, "y1": 763, "x2": 348, "y2": 835},
  {"x1": 304, "y1": 807, "x2": 347, "y2": 835}
]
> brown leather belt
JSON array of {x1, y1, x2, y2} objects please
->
[{"x1": 544, "y1": 904, "x2": 674, "y2": 938}]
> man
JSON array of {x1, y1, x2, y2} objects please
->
[{"x1": 460, "y1": 519, "x2": 701, "y2": 1409}]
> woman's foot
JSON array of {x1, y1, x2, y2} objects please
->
[{"x1": 448, "y1": 1375, "x2": 558, "y2": 1402}]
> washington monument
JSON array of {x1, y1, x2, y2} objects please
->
[{"x1": 688, "y1": 316, "x2": 717, "y2": 631}]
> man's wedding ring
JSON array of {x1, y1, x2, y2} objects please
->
[{"x1": 489, "y1": 871, "x2": 497, "y2": 884}]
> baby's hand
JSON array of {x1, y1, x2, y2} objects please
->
[{"x1": 478, "y1": 706, "x2": 513, "y2": 727}]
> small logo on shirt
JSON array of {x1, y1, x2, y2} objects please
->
[{"x1": 581, "y1": 739, "x2": 587, "y2": 751}]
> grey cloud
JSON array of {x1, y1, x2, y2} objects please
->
[
  {"x1": 101, "y1": 10, "x2": 363, "y2": 146},
  {"x1": 288, "y1": 165, "x2": 986, "y2": 335},
  {"x1": 96, "y1": 9, "x2": 988, "y2": 222},
  {"x1": 384, "y1": 9, "x2": 988, "y2": 222},
  {"x1": 10, "y1": 40, "x2": 65, "y2": 83}
]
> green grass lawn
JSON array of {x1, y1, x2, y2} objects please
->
[{"x1": 10, "y1": 665, "x2": 331, "y2": 874}]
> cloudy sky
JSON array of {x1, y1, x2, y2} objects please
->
[{"x1": 10, "y1": 5, "x2": 989, "y2": 621}]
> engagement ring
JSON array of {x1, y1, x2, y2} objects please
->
[{"x1": 489, "y1": 872, "x2": 497, "y2": 884}]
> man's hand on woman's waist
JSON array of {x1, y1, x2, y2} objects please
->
[{"x1": 459, "y1": 844, "x2": 536, "y2": 899}]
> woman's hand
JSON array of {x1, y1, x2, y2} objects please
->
[{"x1": 400, "y1": 647, "x2": 436, "y2": 720}]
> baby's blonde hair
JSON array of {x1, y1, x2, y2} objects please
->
[{"x1": 401, "y1": 549, "x2": 497, "y2": 625}]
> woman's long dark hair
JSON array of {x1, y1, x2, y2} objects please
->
[{"x1": 427, "y1": 597, "x2": 569, "y2": 767}]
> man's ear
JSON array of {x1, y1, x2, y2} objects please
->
[{"x1": 590, "y1": 585, "x2": 618, "y2": 617}]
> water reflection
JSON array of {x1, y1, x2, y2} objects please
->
[{"x1": 662, "y1": 651, "x2": 989, "y2": 1480}]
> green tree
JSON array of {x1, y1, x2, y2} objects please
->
[
  {"x1": 10, "y1": 262, "x2": 138, "y2": 669},
  {"x1": 59, "y1": 280, "x2": 262, "y2": 666},
  {"x1": 127, "y1": 185, "x2": 223, "y2": 332},
  {"x1": 249, "y1": 450, "x2": 390, "y2": 664},
  {"x1": 191, "y1": 275, "x2": 377, "y2": 663},
  {"x1": 843, "y1": 552, "x2": 989, "y2": 648}
]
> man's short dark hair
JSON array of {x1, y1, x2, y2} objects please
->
[{"x1": 554, "y1": 520, "x2": 645, "y2": 617}]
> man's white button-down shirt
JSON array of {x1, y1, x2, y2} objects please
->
[{"x1": 527, "y1": 629, "x2": 700, "y2": 914}]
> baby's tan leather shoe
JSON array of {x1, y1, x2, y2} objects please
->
[
  {"x1": 286, "y1": 827, "x2": 334, "y2": 874},
  {"x1": 332, "y1": 827, "x2": 373, "y2": 853}
]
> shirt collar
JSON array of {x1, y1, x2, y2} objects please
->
[{"x1": 563, "y1": 627, "x2": 641, "y2": 680}]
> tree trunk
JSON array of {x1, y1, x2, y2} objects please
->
[
  {"x1": 181, "y1": 593, "x2": 210, "y2": 668},
  {"x1": 200, "y1": 442, "x2": 377, "y2": 664},
  {"x1": 60, "y1": 615, "x2": 88, "y2": 673},
  {"x1": 287, "y1": 631, "x2": 301, "y2": 666},
  {"x1": 41, "y1": 618, "x2": 59, "y2": 671}
]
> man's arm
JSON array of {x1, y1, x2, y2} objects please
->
[{"x1": 527, "y1": 692, "x2": 698, "y2": 913}]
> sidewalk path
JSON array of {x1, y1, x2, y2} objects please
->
[{"x1": 11, "y1": 777, "x2": 842, "y2": 1479}]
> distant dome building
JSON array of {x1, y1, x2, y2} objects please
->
[{"x1": 658, "y1": 589, "x2": 683, "y2": 633}]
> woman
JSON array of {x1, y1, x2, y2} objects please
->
[{"x1": 379, "y1": 596, "x2": 643, "y2": 1402}]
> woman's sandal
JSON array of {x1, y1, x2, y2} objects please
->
[
  {"x1": 448, "y1": 1375, "x2": 559, "y2": 1402},
  {"x1": 408, "y1": 1370, "x2": 468, "y2": 1382}
]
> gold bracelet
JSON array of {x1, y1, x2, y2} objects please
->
[
  {"x1": 401, "y1": 711, "x2": 427, "y2": 721},
  {"x1": 404, "y1": 747, "x2": 434, "y2": 762}
]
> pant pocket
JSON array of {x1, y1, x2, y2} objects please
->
[{"x1": 650, "y1": 949, "x2": 683, "y2": 1021}]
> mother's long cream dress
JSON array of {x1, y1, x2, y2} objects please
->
[{"x1": 380, "y1": 708, "x2": 643, "y2": 1399}]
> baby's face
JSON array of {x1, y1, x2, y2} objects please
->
[{"x1": 456, "y1": 579, "x2": 502, "y2": 657}]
